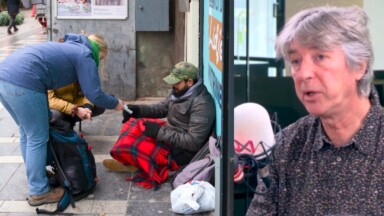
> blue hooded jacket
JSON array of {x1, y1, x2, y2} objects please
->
[{"x1": 0, "y1": 33, "x2": 118, "y2": 109}]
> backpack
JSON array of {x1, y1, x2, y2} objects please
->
[
  {"x1": 36, "y1": 122, "x2": 97, "y2": 214},
  {"x1": 172, "y1": 136, "x2": 220, "y2": 189}
]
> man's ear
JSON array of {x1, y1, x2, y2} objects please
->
[
  {"x1": 355, "y1": 60, "x2": 368, "y2": 81},
  {"x1": 186, "y1": 78, "x2": 194, "y2": 87}
]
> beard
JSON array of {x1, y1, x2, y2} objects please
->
[{"x1": 172, "y1": 86, "x2": 190, "y2": 97}]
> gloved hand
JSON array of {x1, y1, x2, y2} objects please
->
[
  {"x1": 122, "y1": 105, "x2": 141, "y2": 123},
  {"x1": 143, "y1": 121, "x2": 162, "y2": 138}
]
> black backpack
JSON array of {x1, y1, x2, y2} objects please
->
[{"x1": 36, "y1": 122, "x2": 97, "y2": 214}]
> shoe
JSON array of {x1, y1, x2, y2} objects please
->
[
  {"x1": 14, "y1": 27, "x2": 18, "y2": 32},
  {"x1": 7, "y1": 29, "x2": 12, "y2": 35},
  {"x1": 103, "y1": 159, "x2": 138, "y2": 172},
  {"x1": 27, "y1": 187, "x2": 64, "y2": 207}
]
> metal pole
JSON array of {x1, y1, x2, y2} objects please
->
[
  {"x1": 222, "y1": 0, "x2": 234, "y2": 215},
  {"x1": 246, "y1": 0, "x2": 250, "y2": 101},
  {"x1": 49, "y1": 0, "x2": 52, "y2": 41},
  {"x1": 199, "y1": 0, "x2": 204, "y2": 77}
]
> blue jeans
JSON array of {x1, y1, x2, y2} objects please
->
[{"x1": 0, "y1": 79, "x2": 50, "y2": 196}]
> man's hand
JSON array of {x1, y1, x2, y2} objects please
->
[
  {"x1": 143, "y1": 121, "x2": 161, "y2": 138},
  {"x1": 74, "y1": 107, "x2": 92, "y2": 120},
  {"x1": 122, "y1": 105, "x2": 141, "y2": 123},
  {"x1": 114, "y1": 99, "x2": 124, "y2": 111}
]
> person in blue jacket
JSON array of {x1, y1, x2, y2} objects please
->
[{"x1": 0, "y1": 32, "x2": 124, "y2": 206}]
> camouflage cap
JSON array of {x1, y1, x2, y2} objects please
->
[{"x1": 163, "y1": 62, "x2": 198, "y2": 85}]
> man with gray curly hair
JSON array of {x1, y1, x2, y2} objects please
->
[{"x1": 247, "y1": 6, "x2": 383, "y2": 215}]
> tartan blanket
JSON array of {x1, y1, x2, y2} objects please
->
[{"x1": 110, "y1": 118, "x2": 179, "y2": 189}]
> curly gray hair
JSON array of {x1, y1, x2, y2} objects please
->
[{"x1": 276, "y1": 6, "x2": 374, "y2": 97}]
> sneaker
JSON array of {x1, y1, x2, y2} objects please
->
[
  {"x1": 27, "y1": 187, "x2": 64, "y2": 207},
  {"x1": 103, "y1": 159, "x2": 138, "y2": 172}
]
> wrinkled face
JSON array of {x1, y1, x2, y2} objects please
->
[
  {"x1": 172, "y1": 79, "x2": 193, "y2": 97},
  {"x1": 287, "y1": 40, "x2": 365, "y2": 118}
]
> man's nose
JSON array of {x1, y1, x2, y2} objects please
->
[{"x1": 294, "y1": 59, "x2": 315, "y2": 80}]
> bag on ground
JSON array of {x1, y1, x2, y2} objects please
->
[
  {"x1": 171, "y1": 180, "x2": 215, "y2": 214},
  {"x1": 36, "y1": 120, "x2": 97, "y2": 214}
]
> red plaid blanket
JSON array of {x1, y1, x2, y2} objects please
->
[{"x1": 110, "y1": 118, "x2": 179, "y2": 189}]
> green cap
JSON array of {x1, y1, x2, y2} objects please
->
[{"x1": 163, "y1": 62, "x2": 198, "y2": 85}]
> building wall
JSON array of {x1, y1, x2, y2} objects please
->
[
  {"x1": 47, "y1": 0, "x2": 185, "y2": 99},
  {"x1": 136, "y1": 32, "x2": 176, "y2": 97},
  {"x1": 47, "y1": 0, "x2": 136, "y2": 100},
  {"x1": 185, "y1": 0, "x2": 200, "y2": 67},
  {"x1": 135, "y1": 0, "x2": 185, "y2": 98},
  {"x1": 285, "y1": 0, "x2": 362, "y2": 19}
]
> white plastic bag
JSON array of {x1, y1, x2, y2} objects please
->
[{"x1": 171, "y1": 181, "x2": 215, "y2": 214}]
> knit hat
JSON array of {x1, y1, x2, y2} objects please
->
[{"x1": 163, "y1": 62, "x2": 198, "y2": 85}]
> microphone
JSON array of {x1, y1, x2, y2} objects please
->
[{"x1": 233, "y1": 103, "x2": 276, "y2": 185}]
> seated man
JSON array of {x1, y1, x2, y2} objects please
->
[
  {"x1": 48, "y1": 82, "x2": 105, "y2": 128},
  {"x1": 104, "y1": 62, "x2": 216, "y2": 171}
]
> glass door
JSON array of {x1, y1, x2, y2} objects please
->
[{"x1": 233, "y1": 0, "x2": 283, "y2": 106}]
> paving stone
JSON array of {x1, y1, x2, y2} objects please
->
[
  {"x1": 0, "y1": 164, "x2": 19, "y2": 193},
  {"x1": 0, "y1": 142, "x2": 18, "y2": 156},
  {"x1": 83, "y1": 135, "x2": 119, "y2": 155},
  {"x1": 129, "y1": 181, "x2": 173, "y2": 202},
  {"x1": 126, "y1": 200, "x2": 175, "y2": 216},
  {"x1": 92, "y1": 163, "x2": 133, "y2": 200},
  {"x1": 0, "y1": 164, "x2": 28, "y2": 200}
]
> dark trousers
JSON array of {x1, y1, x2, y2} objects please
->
[
  {"x1": 38, "y1": 16, "x2": 46, "y2": 28},
  {"x1": 171, "y1": 148, "x2": 194, "y2": 166},
  {"x1": 8, "y1": 14, "x2": 17, "y2": 31}
]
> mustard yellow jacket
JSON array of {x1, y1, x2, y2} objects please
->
[{"x1": 48, "y1": 82, "x2": 93, "y2": 115}]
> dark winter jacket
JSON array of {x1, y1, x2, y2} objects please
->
[
  {"x1": 6, "y1": 0, "x2": 20, "y2": 15},
  {"x1": 137, "y1": 81, "x2": 216, "y2": 162}
]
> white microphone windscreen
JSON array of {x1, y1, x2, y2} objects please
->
[{"x1": 234, "y1": 103, "x2": 275, "y2": 160}]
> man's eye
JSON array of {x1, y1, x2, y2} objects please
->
[
  {"x1": 316, "y1": 54, "x2": 325, "y2": 60},
  {"x1": 291, "y1": 59, "x2": 300, "y2": 65}
]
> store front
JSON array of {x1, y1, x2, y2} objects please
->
[{"x1": 200, "y1": 0, "x2": 384, "y2": 215}]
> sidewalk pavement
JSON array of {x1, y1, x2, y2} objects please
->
[
  {"x1": 0, "y1": 10, "x2": 215, "y2": 216},
  {"x1": 0, "y1": 99, "x2": 194, "y2": 216},
  {"x1": 0, "y1": 8, "x2": 43, "y2": 39},
  {"x1": 0, "y1": 8, "x2": 46, "y2": 62}
]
